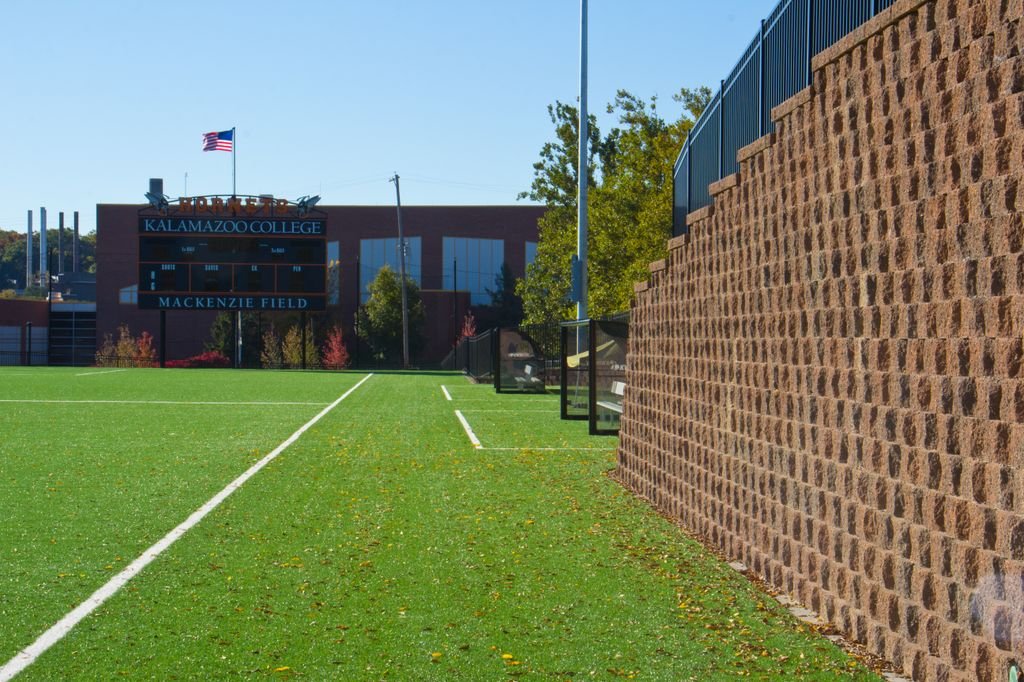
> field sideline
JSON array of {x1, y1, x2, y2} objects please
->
[{"x1": 0, "y1": 368, "x2": 880, "y2": 680}]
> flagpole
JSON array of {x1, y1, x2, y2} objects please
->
[{"x1": 231, "y1": 126, "x2": 239, "y2": 369}]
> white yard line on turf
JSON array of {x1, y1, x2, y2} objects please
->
[
  {"x1": 0, "y1": 399, "x2": 329, "y2": 406},
  {"x1": 0, "y1": 373, "x2": 374, "y2": 682},
  {"x1": 454, "y1": 409, "x2": 482, "y2": 449},
  {"x1": 447, "y1": 398, "x2": 557, "y2": 402},
  {"x1": 441, "y1": 385, "x2": 452, "y2": 401},
  {"x1": 75, "y1": 369, "x2": 128, "y2": 376},
  {"x1": 459, "y1": 409, "x2": 556, "y2": 413}
]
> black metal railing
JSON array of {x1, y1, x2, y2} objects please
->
[
  {"x1": 673, "y1": 0, "x2": 896, "y2": 235},
  {"x1": 0, "y1": 350, "x2": 49, "y2": 367},
  {"x1": 442, "y1": 329, "x2": 497, "y2": 381}
]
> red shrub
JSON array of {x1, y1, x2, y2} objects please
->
[
  {"x1": 165, "y1": 350, "x2": 231, "y2": 368},
  {"x1": 135, "y1": 331, "x2": 157, "y2": 367},
  {"x1": 322, "y1": 325, "x2": 350, "y2": 370}
]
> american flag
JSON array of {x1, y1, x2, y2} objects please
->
[{"x1": 202, "y1": 129, "x2": 233, "y2": 152}]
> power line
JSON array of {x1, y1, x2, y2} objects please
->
[{"x1": 401, "y1": 174, "x2": 522, "y2": 193}]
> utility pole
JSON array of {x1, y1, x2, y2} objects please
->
[
  {"x1": 577, "y1": 0, "x2": 589, "y2": 322},
  {"x1": 390, "y1": 174, "x2": 410, "y2": 368}
]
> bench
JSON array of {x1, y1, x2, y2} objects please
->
[
  {"x1": 513, "y1": 361, "x2": 545, "y2": 390},
  {"x1": 596, "y1": 380, "x2": 625, "y2": 415}
]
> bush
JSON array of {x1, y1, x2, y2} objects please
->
[
  {"x1": 459, "y1": 311, "x2": 477, "y2": 341},
  {"x1": 22, "y1": 285, "x2": 47, "y2": 299},
  {"x1": 96, "y1": 325, "x2": 156, "y2": 367},
  {"x1": 282, "y1": 326, "x2": 302, "y2": 369},
  {"x1": 135, "y1": 331, "x2": 157, "y2": 367},
  {"x1": 322, "y1": 325, "x2": 350, "y2": 370},
  {"x1": 261, "y1": 328, "x2": 283, "y2": 368},
  {"x1": 282, "y1": 323, "x2": 320, "y2": 369},
  {"x1": 165, "y1": 351, "x2": 231, "y2": 369}
]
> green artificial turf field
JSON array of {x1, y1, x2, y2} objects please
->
[{"x1": 0, "y1": 368, "x2": 881, "y2": 680}]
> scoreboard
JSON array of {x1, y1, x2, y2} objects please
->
[{"x1": 137, "y1": 210, "x2": 327, "y2": 311}]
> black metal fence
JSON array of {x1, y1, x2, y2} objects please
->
[
  {"x1": 442, "y1": 328, "x2": 497, "y2": 382},
  {"x1": 49, "y1": 309, "x2": 96, "y2": 367},
  {"x1": 673, "y1": 0, "x2": 896, "y2": 235},
  {"x1": 0, "y1": 351, "x2": 49, "y2": 367},
  {"x1": 443, "y1": 323, "x2": 560, "y2": 387}
]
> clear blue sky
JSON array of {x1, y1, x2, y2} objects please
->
[{"x1": 0, "y1": 0, "x2": 776, "y2": 235}]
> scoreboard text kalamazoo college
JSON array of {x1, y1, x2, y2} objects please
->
[{"x1": 137, "y1": 207, "x2": 327, "y2": 311}]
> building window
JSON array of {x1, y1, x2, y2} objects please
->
[
  {"x1": 525, "y1": 241, "x2": 538, "y2": 268},
  {"x1": 327, "y1": 241, "x2": 340, "y2": 305},
  {"x1": 118, "y1": 284, "x2": 137, "y2": 304},
  {"x1": 359, "y1": 237, "x2": 422, "y2": 304},
  {"x1": 443, "y1": 237, "x2": 504, "y2": 305}
]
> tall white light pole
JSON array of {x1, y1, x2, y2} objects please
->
[{"x1": 577, "y1": 0, "x2": 589, "y2": 322}]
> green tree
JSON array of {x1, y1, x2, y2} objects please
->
[
  {"x1": 515, "y1": 101, "x2": 606, "y2": 327},
  {"x1": 356, "y1": 264, "x2": 425, "y2": 363},
  {"x1": 486, "y1": 262, "x2": 524, "y2": 328},
  {"x1": 517, "y1": 87, "x2": 710, "y2": 324},
  {"x1": 205, "y1": 312, "x2": 261, "y2": 365},
  {"x1": 0, "y1": 230, "x2": 27, "y2": 288},
  {"x1": 588, "y1": 89, "x2": 709, "y2": 313},
  {"x1": 205, "y1": 312, "x2": 233, "y2": 357},
  {"x1": 0, "y1": 228, "x2": 97, "y2": 289},
  {"x1": 78, "y1": 231, "x2": 98, "y2": 274}
]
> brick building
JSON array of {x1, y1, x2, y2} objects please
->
[{"x1": 96, "y1": 202, "x2": 543, "y2": 364}]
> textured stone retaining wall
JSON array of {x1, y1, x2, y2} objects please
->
[{"x1": 615, "y1": 1, "x2": 1023, "y2": 680}]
